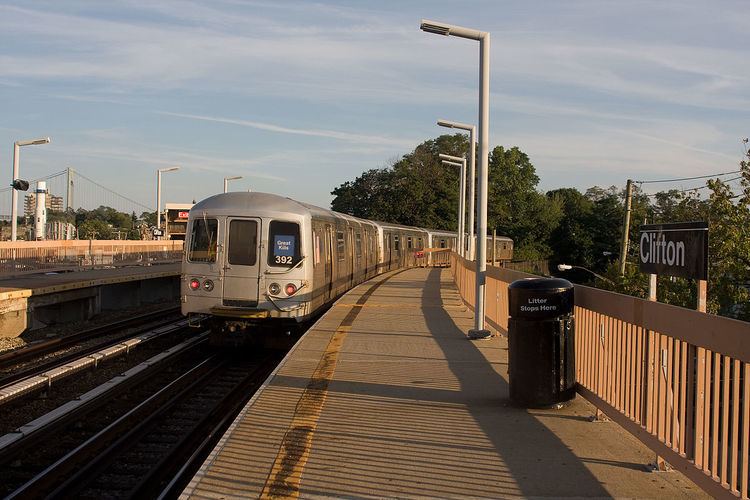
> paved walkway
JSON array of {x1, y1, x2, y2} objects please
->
[{"x1": 182, "y1": 267, "x2": 706, "y2": 498}]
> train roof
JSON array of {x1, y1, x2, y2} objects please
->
[{"x1": 189, "y1": 192, "x2": 374, "y2": 225}]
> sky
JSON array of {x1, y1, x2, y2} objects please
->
[{"x1": 1, "y1": 0, "x2": 748, "y2": 213}]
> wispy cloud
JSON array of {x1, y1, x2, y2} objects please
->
[{"x1": 157, "y1": 111, "x2": 415, "y2": 148}]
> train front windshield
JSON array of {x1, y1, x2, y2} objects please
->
[
  {"x1": 268, "y1": 221, "x2": 301, "y2": 267},
  {"x1": 188, "y1": 218, "x2": 218, "y2": 262}
]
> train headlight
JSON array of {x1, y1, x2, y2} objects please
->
[
  {"x1": 189, "y1": 278, "x2": 200, "y2": 291},
  {"x1": 202, "y1": 279, "x2": 214, "y2": 292},
  {"x1": 285, "y1": 283, "x2": 297, "y2": 296},
  {"x1": 268, "y1": 283, "x2": 281, "y2": 295}
]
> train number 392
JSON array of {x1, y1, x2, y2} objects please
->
[{"x1": 274, "y1": 255, "x2": 293, "y2": 265}]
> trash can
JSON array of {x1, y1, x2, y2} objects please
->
[{"x1": 508, "y1": 278, "x2": 575, "y2": 408}]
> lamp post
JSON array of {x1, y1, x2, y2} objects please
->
[
  {"x1": 421, "y1": 19, "x2": 491, "y2": 340},
  {"x1": 223, "y1": 175, "x2": 243, "y2": 193},
  {"x1": 438, "y1": 120, "x2": 476, "y2": 259},
  {"x1": 440, "y1": 154, "x2": 467, "y2": 258},
  {"x1": 10, "y1": 137, "x2": 50, "y2": 241},
  {"x1": 441, "y1": 158, "x2": 466, "y2": 258},
  {"x1": 156, "y1": 166, "x2": 179, "y2": 240},
  {"x1": 557, "y1": 264, "x2": 614, "y2": 285}
]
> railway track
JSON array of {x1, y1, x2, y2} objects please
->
[
  {"x1": 0, "y1": 306, "x2": 182, "y2": 387},
  {"x1": 0, "y1": 336, "x2": 282, "y2": 499},
  {"x1": 0, "y1": 315, "x2": 195, "y2": 407}
]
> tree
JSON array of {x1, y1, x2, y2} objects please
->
[
  {"x1": 78, "y1": 219, "x2": 113, "y2": 240},
  {"x1": 487, "y1": 146, "x2": 561, "y2": 260},
  {"x1": 140, "y1": 211, "x2": 156, "y2": 227},
  {"x1": 331, "y1": 134, "x2": 468, "y2": 230},
  {"x1": 546, "y1": 188, "x2": 594, "y2": 268}
]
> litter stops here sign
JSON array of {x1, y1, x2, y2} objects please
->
[{"x1": 639, "y1": 221, "x2": 708, "y2": 280}]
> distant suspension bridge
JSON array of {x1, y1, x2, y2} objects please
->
[{"x1": 0, "y1": 168, "x2": 152, "y2": 221}]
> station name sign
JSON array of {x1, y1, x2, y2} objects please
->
[{"x1": 639, "y1": 221, "x2": 708, "y2": 280}]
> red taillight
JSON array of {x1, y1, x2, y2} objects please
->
[
  {"x1": 285, "y1": 283, "x2": 297, "y2": 296},
  {"x1": 189, "y1": 278, "x2": 200, "y2": 290}
]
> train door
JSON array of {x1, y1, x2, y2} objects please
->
[
  {"x1": 325, "y1": 225, "x2": 333, "y2": 301},
  {"x1": 348, "y1": 227, "x2": 355, "y2": 288},
  {"x1": 221, "y1": 217, "x2": 260, "y2": 306},
  {"x1": 383, "y1": 233, "x2": 393, "y2": 271}
]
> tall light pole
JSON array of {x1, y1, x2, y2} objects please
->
[
  {"x1": 10, "y1": 137, "x2": 50, "y2": 241},
  {"x1": 438, "y1": 120, "x2": 476, "y2": 260},
  {"x1": 223, "y1": 175, "x2": 243, "y2": 193},
  {"x1": 441, "y1": 158, "x2": 466, "y2": 258},
  {"x1": 421, "y1": 19, "x2": 491, "y2": 340},
  {"x1": 440, "y1": 154, "x2": 467, "y2": 258},
  {"x1": 156, "y1": 166, "x2": 179, "y2": 240}
]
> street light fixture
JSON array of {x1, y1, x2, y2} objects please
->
[
  {"x1": 421, "y1": 19, "x2": 491, "y2": 340},
  {"x1": 557, "y1": 264, "x2": 614, "y2": 285},
  {"x1": 441, "y1": 158, "x2": 466, "y2": 258},
  {"x1": 10, "y1": 137, "x2": 50, "y2": 241},
  {"x1": 156, "y1": 166, "x2": 179, "y2": 240},
  {"x1": 438, "y1": 119, "x2": 476, "y2": 259},
  {"x1": 223, "y1": 175, "x2": 243, "y2": 193}
]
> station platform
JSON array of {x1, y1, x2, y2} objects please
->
[
  {"x1": 182, "y1": 267, "x2": 706, "y2": 498},
  {"x1": 0, "y1": 263, "x2": 180, "y2": 337}
]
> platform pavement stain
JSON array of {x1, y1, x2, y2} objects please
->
[{"x1": 261, "y1": 269, "x2": 406, "y2": 499}]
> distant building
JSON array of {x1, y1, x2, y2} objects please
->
[
  {"x1": 164, "y1": 203, "x2": 194, "y2": 240},
  {"x1": 24, "y1": 192, "x2": 64, "y2": 216}
]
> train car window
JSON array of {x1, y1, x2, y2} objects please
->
[
  {"x1": 227, "y1": 219, "x2": 258, "y2": 266},
  {"x1": 355, "y1": 233, "x2": 362, "y2": 257},
  {"x1": 439, "y1": 239, "x2": 446, "y2": 248},
  {"x1": 394, "y1": 235, "x2": 400, "y2": 252},
  {"x1": 268, "y1": 221, "x2": 301, "y2": 267},
  {"x1": 314, "y1": 231, "x2": 321, "y2": 267},
  {"x1": 188, "y1": 218, "x2": 218, "y2": 262},
  {"x1": 407, "y1": 236, "x2": 412, "y2": 249},
  {"x1": 336, "y1": 231, "x2": 345, "y2": 261},
  {"x1": 418, "y1": 237, "x2": 423, "y2": 249}
]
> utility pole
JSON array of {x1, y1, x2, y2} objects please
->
[{"x1": 619, "y1": 179, "x2": 634, "y2": 275}]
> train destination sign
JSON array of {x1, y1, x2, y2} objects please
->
[{"x1": 639, "y1": 222, "x2": 708, "y2": 280}]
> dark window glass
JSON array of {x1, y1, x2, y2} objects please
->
[
  {"x1": 268, "y1": 221, "x2": 301, "y2": 267},
  {"x1": 355, "y1": 233, "x2": 362, "y2": 257},
  {"x1": 336, "y1": 231, "x2": 345, "y2": 261},
  {"x1": 228, "y1": 219, "x2": 257, "y2": 266},
  {"x1": 394, "y1": 235, "x2": 400, "y2": 252},
  {"x1": 188, "y1": 218, "x2": 218, "y2": 262},
  {"x1": 407, "y1": 236, "x2": 413, "y2": 249}
]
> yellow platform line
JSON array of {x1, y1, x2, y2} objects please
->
[{"x1": 261, "y1": 270, "x2": 404, "y2": 499}]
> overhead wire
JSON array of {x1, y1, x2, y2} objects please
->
[{"x1": 636, "y1": 170, "x2": 741, "y2": 185}]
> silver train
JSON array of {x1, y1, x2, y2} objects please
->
[{"x1": 180, "y1": 192, "x2": 510, "y2": 345}]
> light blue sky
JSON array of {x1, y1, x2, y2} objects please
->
[{"x1": 2, "y1": 1, "x2": 748, "y2": 212}]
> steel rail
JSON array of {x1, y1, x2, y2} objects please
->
[
  {"x1": 139, "y1": 355, "x2": 279, "y2": 499},
  {"x1": 7, "y1": 344, "x2": 218, "y2": 499},
  {"x1": 0, "y1": 333, "x2": 209, "y2": 465},
  {"x1": 0, "y1": 319, "x2": 194, "y2": 404},
  {"x1": 0, "y1": 305, "x2": 181, "y2": 375}
]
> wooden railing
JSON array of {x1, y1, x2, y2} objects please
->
[
  {"x1": 0, "y1": 240, "x2": 184, "y2": 276},
  {"x1": 450, "y1": 252, "x2": 750, "y2": 499},
  {"x1": 416, "y1": 248, "x2": 453, "y2": 268}
]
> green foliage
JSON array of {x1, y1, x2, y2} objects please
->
[
  {"x1": 487, "y1": 146, "x2": 561, "y2": 260},
  {"x1": 547, "y1": 188, "x2": 595, "y2": 267},
  {"x1": 331, "y1": 134, "x2": 750, "y2": 321},
  {"x1": 332, "y1": 134, "x2": 468, "y2": 229},
  {"x1": 78, "y1": 219, "x2": 113, "y2": 240},
  {"x1": 140, "y1": 211, "x2": 157, "y2": 226}
]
